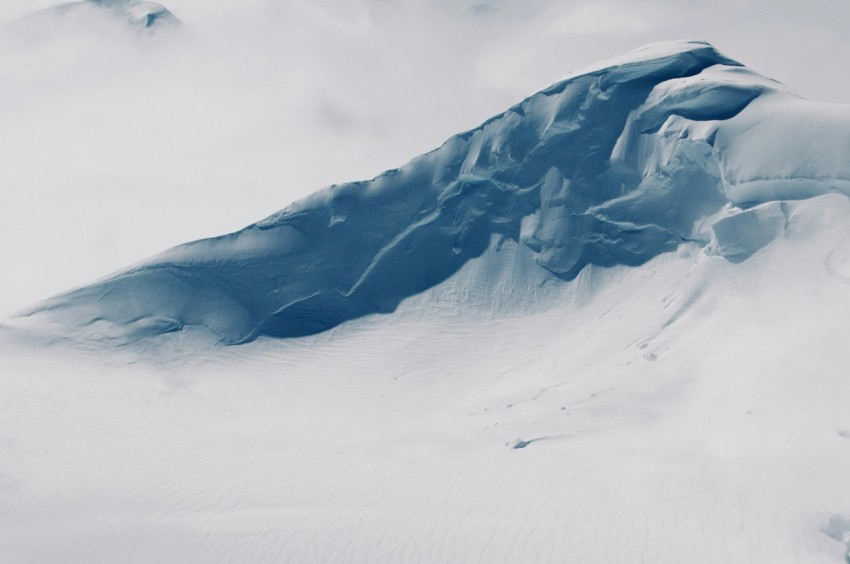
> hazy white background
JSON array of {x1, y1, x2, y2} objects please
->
[{"x1": 1, "y1": 0, "x2": 848, "y2": 315}]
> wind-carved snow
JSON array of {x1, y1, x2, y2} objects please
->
[
  {"x1": 5, "y1": 39, "x2": 850, "y2": 564},
  {"x1": 22, "y1": 40, "x2": 850, "y2": 344},
  {"x1": 51, "y1": 0, "x2": 180, "y2": 31}
]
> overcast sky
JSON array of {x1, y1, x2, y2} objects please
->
[{"x1": 1, "y1": 0, "x2": 848, "y2": 315}]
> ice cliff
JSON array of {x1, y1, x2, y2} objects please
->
[{"x1": 27, "y1": 40, "x2": 850, "y2": 343}]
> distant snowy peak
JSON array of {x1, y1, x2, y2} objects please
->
[
  {"x1": 25, "y1": 40, "x2": 850, "y2": 344},
  {"x1": 53, "y1": 0, "x2": 179, "y2": 31}
]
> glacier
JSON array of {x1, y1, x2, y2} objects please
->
[{"x1": 23, "y1": 40, "x2": 850, "y2": 344}]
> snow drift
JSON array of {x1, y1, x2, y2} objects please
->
[{"x1": 24, "y1": 40, "x2": 850, "y2": 344}]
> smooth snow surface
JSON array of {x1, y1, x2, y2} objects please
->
[
  {"x1": 3, "y1": 219, "x2": 850, "y2": 562},
  {"x1": 4, "y1": 39, "x2": 850, "y2": 562}
]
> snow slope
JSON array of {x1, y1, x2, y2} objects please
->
[
  {"x1": 4, "y1": 40, "x2": 850, "y2": 563},
  {"x1": 24, "y1": 39, "x2": 850, "y2": 344},
  {"x1": 3, "y1": 217, "x2": 850, "y2": 563}
]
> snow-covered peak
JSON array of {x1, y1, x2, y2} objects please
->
[{"x1": 24, "y1": 41, "x2": 850, "y2": 344}]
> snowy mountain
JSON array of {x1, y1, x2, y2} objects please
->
[
  {"x1": 50, "y1": 0, "x2": 179, "y2": 31},
  {"x1": 4, "y1": 39, "x2": 850, "y2": 563},
  {"x1": 24, "y1": 40, "x2": 850, "y2": 344}
]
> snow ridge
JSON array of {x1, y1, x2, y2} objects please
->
[{"x1": 25, "y1": 40, "x2": 850, "y2": 344}]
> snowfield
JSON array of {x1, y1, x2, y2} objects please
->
[{"x1": 3, "y1": 39, "x2": 850, "y2": 563}]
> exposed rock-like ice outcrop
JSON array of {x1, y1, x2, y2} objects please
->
[{"x1": 25, "y1": 40, "x2": 850, "y2": 343}]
